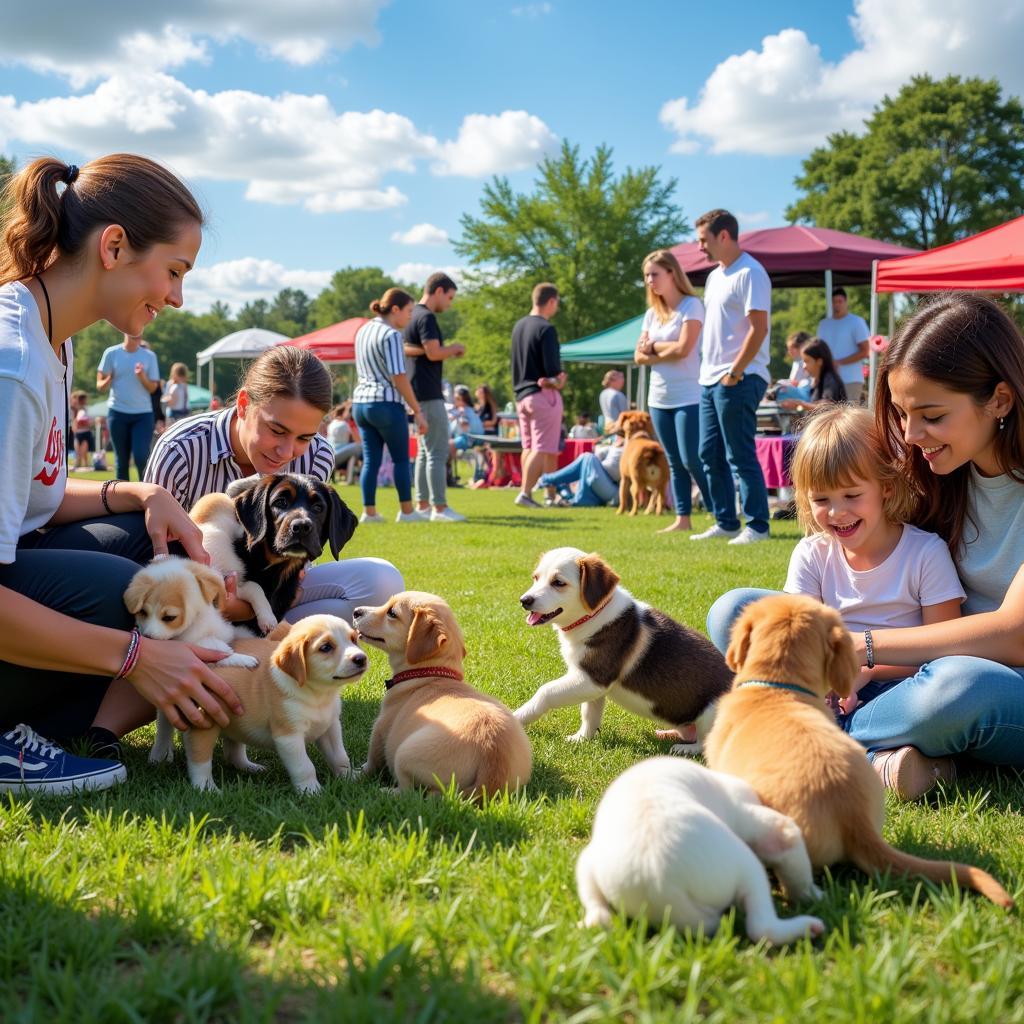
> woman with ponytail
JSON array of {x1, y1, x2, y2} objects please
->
[{"x1": 0, "y1": 154, "x2": 243, "y2": 794}]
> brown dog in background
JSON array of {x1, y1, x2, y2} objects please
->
[
  {"x1": 611, "y1": 411, "x2": 670, "y2": 516},
  {"x1": 704, "y1": 594, "x2": 1013, "y2": 908}
]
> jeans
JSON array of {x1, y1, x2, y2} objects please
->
[
  {"x1": 649, "y1": 404, "x2": 711, "y2": 515},
  {"x1": 354, "y1": 401, "x2": 411, "y2": 505},
  {"x1": 108, "y1": 408, "x2": 155, "y2": 481},
  {"x1": 706, "y1": 588, "x2": 1024, "y2": 767},
  {"x1": 414, "y1": 399, "x2": 449, "y2": 507},
  {"x1": 540, "y1": 453, "x2": 617, "y2": 506},
  {"x1": 699, "y1": 376, "x2": 769, "y2": 534}
]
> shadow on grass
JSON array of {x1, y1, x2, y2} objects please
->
[{"x1": 0, "y1": 880, "x2": 519, "y2": 1023}]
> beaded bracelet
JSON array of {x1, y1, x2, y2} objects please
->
[
  {"x1": 114, "y1": 626, "x2": 141, "y2": 680},
  {"x1": 864, "y1": 629, "x2": 875, "y2": 670},
  {"x1": 100, "y1": 478, "x2": 117, "y2": 515}
]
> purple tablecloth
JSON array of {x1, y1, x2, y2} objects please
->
[{"x1": 756, "y1": 433, "x2": 799, "y2": 489}]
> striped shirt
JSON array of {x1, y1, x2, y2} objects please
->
[
  {"x1": 353, "y1": 318, "x2": 406, "y2": 405},
  {"x1": 143, "y1": 406, "x2": 334, "y2": 512}
]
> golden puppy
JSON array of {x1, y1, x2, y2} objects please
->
[
  {"x1": 170, "y1": 615, "x2": 367, "y2": 793},
  {"x1": 353, "y1": 591, "x2": 531, "y2": 800},
  {"x1": 704, "y1": 594, "x2": 1013, "y2": 908},
  {"x1": 611, "y1": 411, "x2": 670, "y2": 516}
]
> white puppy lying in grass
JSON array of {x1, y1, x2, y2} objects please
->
[{"x1": 576, "y1": 757, "x2": 825, "y2": 945}]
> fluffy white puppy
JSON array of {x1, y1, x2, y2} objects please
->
[{"x1": 576, "y1": 757, "x2": 825, "y2": 945}]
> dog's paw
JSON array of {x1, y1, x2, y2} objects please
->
[
  {"x1": 807, "y1": 883, "x2": 825, "y2": 902},
  {"x1": 581, "y1": 906, "x2": 613, "y2": 929},
  {"x1": 148, "y1": 745, "x2": 174, "y2": 764},
  {"x1": 191, "y1": 779, "x2": 220, "y2": 793},
  {"x1": 669, "y1": 742, "x2": 702, "y2": 757},
  {"x1": 257, "y1": 614, "x2": 278, "y2": 635},
  {"x1": 220, "y1": 653, "x2": 259, "y2": 669},
  {"x1": 566, "y1": 730, "x2": 594, "y2": 743},
  {"x1": 295, "y1": 779, "x2": 322, "y2": 795}
]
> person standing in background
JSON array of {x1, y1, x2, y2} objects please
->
[
  {"x1": 598, "y1": 369, "x2": 628, "y2": 427},
  {"x1": 96, "y1": 333, "x2": 159, "y2": 480},
  {"x1": 403, "y1": 272, "x2": 466, "y2": 522},
  {"x1": 162, "y1": 362, "x2": 191, "y2": 422},
  {"x1": 817, "y1": 287, "x2": 869, "y2": 405}
]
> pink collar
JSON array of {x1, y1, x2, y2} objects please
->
[
  {"x1": 386, "y1": 666, "x2": 464, "y2": 690},
  {"x1": 561, "y1": 596, "x2": 613, "y2": 633}
]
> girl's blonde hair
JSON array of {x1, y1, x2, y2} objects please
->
[
  {"x1": 169, "y1": 362, "x2": 189, "y2": 380},
  {"x1": 642, "y1": 249, "x2": 696, "y2": 324},
  {"x1": 792, "y1": 405, "x2": 916, "y2": 534}
]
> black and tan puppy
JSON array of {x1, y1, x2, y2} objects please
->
[
  {"x1": 192, "y1": 473, "x2": 358, "y2": 633},
  {"x1": 514, "y1": 547, "x2": 732, "y2": 749}
]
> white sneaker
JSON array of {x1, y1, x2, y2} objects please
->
[
  {"x1": 690, "y1": 524, "x2": 741, "y2": 541},
  {"x1": 728, "y1": 526, "x2": 770, "y2": 545},
  {"x1": 430, "y1": 506, "x2": 467, "y2": 522},
  {"x1": 359, "y1": 511, "x2": 385, "y2": 524},
  {"x1": 395, "y1": 510, "x2": 428, "y2": 523},
  {"x1": 514, "y1": 492, "x2": 543, "y2": 509}
]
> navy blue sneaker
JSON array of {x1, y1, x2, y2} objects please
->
[{"x1": 0, "y1": 724, "x2": 126, "y2": 795}]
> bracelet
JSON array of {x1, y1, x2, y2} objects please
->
[
  {"x1": 864, "y1": 629, "x2": 874, "y2": 670},
  {"x1": 114, "y1": 627, "x2": 142, "y2": 680},
  {"x1": 100, "y1": 478, "x2": 117, "y2": 515}
]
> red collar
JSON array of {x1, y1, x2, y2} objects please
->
[
  {"x1": 561, "y1": 596, "x2": 614, "y2": 633},
  {"x1": 385, "y1": 666, "x2": 465, "y2": 690}
]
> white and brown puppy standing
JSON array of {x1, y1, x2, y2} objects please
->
[
  {"x1": 515, "y1": 548, "x2": 732, "y2": 747},
  {"x1": 577, "y1": 756, "x2": 825, "y2": 944}
]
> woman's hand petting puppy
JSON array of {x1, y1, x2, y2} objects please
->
[
  {"x1": 137, "y1": 483, "x2": 212, "y2": 564},
  {"x1": 219, "y1": 567, "x2": 307, "y2": 624}
]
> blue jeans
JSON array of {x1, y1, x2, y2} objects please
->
[
  {"x1": 354, "y1": 402, "x2": 411, "y2": 505},
  {"x1": 706, "y1": 588, "x2": 1024, "y2": 767},
  {"x1": 108, "y1": 409, "x2": 154, "y2": 481},
  {"x1": 699, "y1": 377, "x2": 769, "y2": 534},
  {"x1": 540, "y1": 453, "x2": 617, "y2": 506},
  {"x1": 649, "y1": 404, "x2": 711, "y2": 515},
  {"x1": 774, "y1": 383, "x2": 812, "y2": 403}
]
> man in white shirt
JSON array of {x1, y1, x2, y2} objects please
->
[
  {"x1": 691, "y1": 209, "x2": 772, "y2": 545},
  {"x1": 816, "y1": 287, "x2": 869, "y2": 405}
]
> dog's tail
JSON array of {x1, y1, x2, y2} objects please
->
[
  {"x1": 468, "y1": 721, "x2": 532, "y2": 803},
  {"x1": 844, "y1": 812, "x2": 1014, "y2": 908},
  {"x1": 641, "y1": 451, "x2": 663, "y2": 485}
]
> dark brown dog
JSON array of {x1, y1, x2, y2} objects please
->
[{"x1": 611, "y1": 411, "x2": 671, "y2": 516}]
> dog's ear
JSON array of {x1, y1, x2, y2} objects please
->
[
  {"x1": 325, "y1": 487, "x2": 358, "y2": 560},
  {"x1": 187, "y1": 562, "x2": 227, "y2": 610},
  {"x1": 234, "y1": 479, "x2": 271, "y2": 548},
  {"x1": 825, "y1": 623, "x2": 859, "y2": 698},
  {"x1": 725, "y1": 615, "x2": 754, "y2": 673},
  {"x1": 576, "y1": 553, "x2": 620, "y2": 611},
  {"x1": 123, "y1": 572, "x2": 150, "y2": 615},
  {"x1": 406, "y1": 607, "x2": 448, "y2": 664},
  {"x1": 266, "y1": 620, "x2": 293, "y2": 642},
  {"x1": 273, "y1": 630, "x2": 308, "y2": 687}
]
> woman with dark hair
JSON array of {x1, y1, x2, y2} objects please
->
[
  {"x1": 778, "y1": 337, "x2": 847, "y2": 412},
  {"x1": 474, "y1": 384, "x2": 499, "y2": 435}
]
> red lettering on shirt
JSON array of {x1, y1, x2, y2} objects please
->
[{"x1": 34, "y1": 415, "x2": 63, "y2": 486}]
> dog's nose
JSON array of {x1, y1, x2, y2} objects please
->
[
  {"x1": 520, "y1": 594, "x2": 534, "y2": 609},
  {"x1": 351, "y1": 652, "x2": 367, "y2": 668},
  {"x1": 290, "y1": 518, "x2": 312, "y2": 536},
  {"x1": 352, "y1": 606, "x2": 365, "y2": 621}
]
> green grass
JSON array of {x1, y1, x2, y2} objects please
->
[{"x1": 3, "y1": 484, "x2": 1022, "y2": 1022}]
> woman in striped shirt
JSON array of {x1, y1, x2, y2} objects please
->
[
  {"x1": 145, "y1": 345, "x2": 403, "y2": 622},
  {"x1": 353, "y1": 288, "x2": 428, "y2": 523}
]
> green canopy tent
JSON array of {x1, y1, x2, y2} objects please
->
[{"x1": 558, "y1": 314, "x2": 648, "y2": 410}]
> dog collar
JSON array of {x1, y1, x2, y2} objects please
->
[
  {"x1": 561, "y1": 596, "x2": 614, "y2": 633},
  {"x1": 738, "y1": 679, "x2": 818, "y2": 699},
  {"x1": 385, "y1": 667, "x2": 465, "y2": 690}
]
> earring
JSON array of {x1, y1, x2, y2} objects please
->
[{"x1": 999, "y1": 417, "x2": 1006, "y2": 431}]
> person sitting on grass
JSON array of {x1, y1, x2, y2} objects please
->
[{"x1": 778, "y1": 337, "x2": 847, "y2": 414}]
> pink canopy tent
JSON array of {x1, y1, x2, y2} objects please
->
[{"x1": 278, "y1": 317, "x2": 368, "y2": 363}]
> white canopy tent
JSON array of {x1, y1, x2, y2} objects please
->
[{"x1": 195, "y1": 328, "x2": 289, "y2": 397}]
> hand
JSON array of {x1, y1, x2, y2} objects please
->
[
  {"x1": 134, "y1": 483, "x2": 211, "y2": 564},
  {"x1": 452, "y1": 343, "x2": 466, "y2": 357},
  {"x1": 415, "y1": 412, "x2": 428, "y2": 435},
  {"x1": 134, "y1": 362, "x2": 145, "y2": 376},
  {"x1": 554, "y1": 371, "x2": 567, "y2": 389},
  {"x1": 838, "y1": 691, "x2": 861, "y2": 715},
  {"x1": 129, "y1": 635, "x2": 244, "y2": 731},
  {"x1": 721, "y1": 372, "x2": 738, "y2": 388},
  {"x1": 221, "y1": 572, "x2": 256, "y2": 622},
  {"x1": 778, "y1": 399, "x2": 799, "y2": 410}
]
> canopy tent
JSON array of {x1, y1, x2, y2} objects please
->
[
  {"x1": 559, "y1": 314, "x2": 649, "y2": 409},
  {"x1": 280, "y1": 317, "x2": 368, "y2": 364},
  {"x1": 195, "y1": 327, "x2": 288, "y2": 395}
]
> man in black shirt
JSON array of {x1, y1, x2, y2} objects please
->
[
  {"x1": 511, "y1": 283, "x2": 566, "y2": 508},
  {"x1": 403, "y1": 272, "x2": 466, "y2": 522}
]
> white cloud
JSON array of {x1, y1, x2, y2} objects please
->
[
  {"x1": 391, "y1": 223, "x2": 450, "y2": 246},
  {"x1": 660, "y1": 0, "x2": 1024, "y2": 156},
  {"x1": 389, "y1": 263, "x2": 468, "y2": 289},
  {"x1": 511, "y1": 3, "x2": 553, "y2": 16},
  {"x1": 433, "y1": 111, "x2": 558, "y2": 177},
  {"x1": 185, "y1": 258, "x2": 332, "y2": 314}
]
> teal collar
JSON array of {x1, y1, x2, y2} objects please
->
[{"x1": 738, "y1": 679, "x2": 819, "y2": 699}]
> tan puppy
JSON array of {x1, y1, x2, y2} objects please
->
[
  {"x1": 611, "y1": 411, "x2": 670, "y2": 516},
  {"x1": 353, "y1": 591, "x2": 531, "y2": 800},
  {"x1": 704, "y1": 594, "x2": 1013, "y2": 908},
  {"x1": 169, "y1": 615, "x2": 367, "y2": 793}
]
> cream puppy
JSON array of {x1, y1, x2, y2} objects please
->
[
  {"x1": 167, "y1": 615, "x2": 367, "y2": 793},
  {"x1": 577, "y1": 757, "x2": 825, "y2": 944},
  {"x1": 353, "y1": 591, "x2": 531, "y2": 800}
]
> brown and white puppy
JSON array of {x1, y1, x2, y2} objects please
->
[
  {"x1": 172, "y1": 615, "x2": 367, "y2": 792},
  {"x1": 705, "y1": 594, "x2": 1013, "y2": 908},
  {"x1": 611, "y1": 411, "x2": 670, "y2": 516},
  {"x1": 191, "y1": 473, "x2": 358, "y2": 634},
  {"x1": 515, "y1": 548, "x2": 732, "y2": 748},
  {"x1": 353, "y1": 591, "x2": 531, "y2": 800}
]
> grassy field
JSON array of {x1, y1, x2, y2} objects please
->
[{"x1": 2, "y1": 483, "x2": 1022, "y2": 1023}]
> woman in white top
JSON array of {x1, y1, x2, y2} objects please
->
[
  {"x1": 633, "y1": 250, "x2": 711, "y2": 533},
  {"x1": 162, "y1": 362, "x2": 191, "y2": 421}
]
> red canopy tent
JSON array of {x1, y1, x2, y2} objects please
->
[{"x1": 279, "y1": 317, "x2": 368, "y2": 363}]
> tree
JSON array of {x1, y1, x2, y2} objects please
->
[
  {"x1": 236, "y1": 298, "x2": 270, "y2": 329},
  {"x1": 788, "y1": 75, "x2": 1024, "y2": 249},
  {"x1": 310, "y1": 266, "x2": 406, "y2": 329},
  {"x1": 268, "y1": 288, "x2": 312, "y2": 337},
  {"x1": 1, "y1": 154, "x2": 16, "y2": 223}
]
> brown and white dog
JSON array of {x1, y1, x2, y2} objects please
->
[
  {"x1": 160, "y1": 615, "x2": 368, "y2": 793},
  {"x1": 611, "y1": 411, "x2": 670, "y2": 516},
  {"x1": 191, "y1": 473, "x2": 358, "y2": 634},
  {"x1": 705, "y1": 594, "x2": 1014, "y2": 908},
  {"x1": 515, "y1": 548, "x2": 732, "y2": 747},
  {"x1": 353, "y1": 591, "x2": 532, "y2": 800}
]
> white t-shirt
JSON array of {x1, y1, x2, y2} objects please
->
[
  {"x1": 784, "y1": 524, "x2": 965, "y2": 633},
  {"x1": 816, "y1": 313, "x2": 869, "y2": 385},
  {"x1": 959, "y1": 467, "x2": 1024, "y2": 614},
  {"x1": 699, "y1": 251, "x2": 772, "y2": 386},
  {"x1": 643, "y1": 296, "x2": 704, "y2": 409},
  {"x1": 98, "y1": 343, "x2": 160, "y2": 414},
  {"x1": 0, "y1": 281, "x2": 72, "y2": 563}
]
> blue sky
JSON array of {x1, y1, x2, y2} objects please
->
[{"x1": 0, "y1": 0, "x2": 1020, "y2": 312}]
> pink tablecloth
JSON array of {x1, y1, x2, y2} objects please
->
[{"x1": 756, "y1": 433, "x2": 799, "y2": 489}]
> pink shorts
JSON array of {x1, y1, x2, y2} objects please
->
[{"x1": 516, "y1": 390, "x2": 564, "y2": 453}]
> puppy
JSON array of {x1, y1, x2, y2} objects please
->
[
  {"x1": 577, "y1": 757, "x2": 825, "y2": 944},
  {"x1": 354, "y1": 591, "x2": 531, "y2": 800},
  {"x1": 515, "y1": 548, "x2": 732, "y2": 748},
  {"x1": 705, "y1": 594, "x2": 1013, "y2": 908},
  {"x1": 611, "y1": 411, "x2": 670, "y2": 516},
  {"x1": 173, "y1": 615, "x2": 367, "y2": 792},
  {"x1": 191, "y1": 473, "x2": 358, "y2": 634}
]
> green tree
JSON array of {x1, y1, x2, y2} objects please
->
[
  {"x1": 267, "y1": 287, "x2": 312, "y2": 337},
  {"x1": 0, "y1": 154, "x2": 15, "y2": 222},
  {"x1": 236, "y1": 298, "x2": 270, "y2": 329},
  {"x1": 310, "y1": 266, "x2": 405, "y2": 328},
  {"x1": 788, "y1": 75, "x2": 1024, "y2": 249}
]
